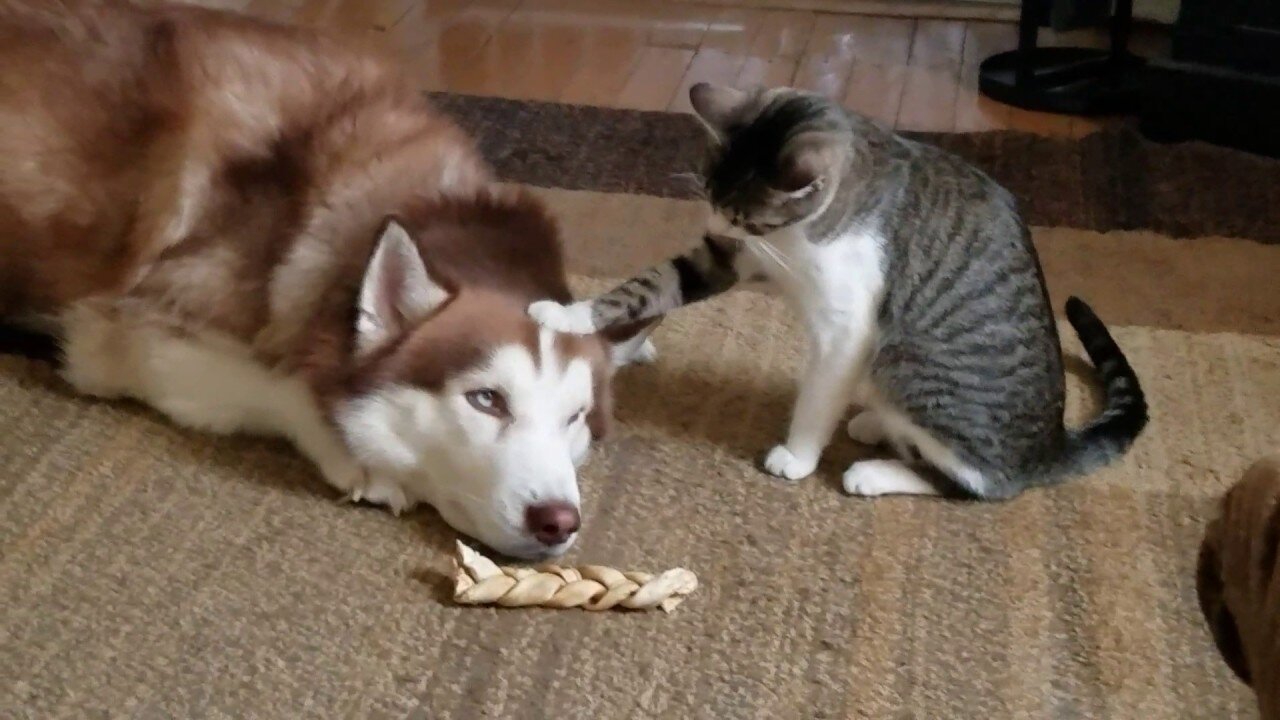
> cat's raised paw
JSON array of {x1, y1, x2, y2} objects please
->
[
  {"x1": 763, "y1": 444, "x2": 818, "y2": 482},
  {"x1": 842, "y1": 460, "x2": 938, "y2": 497},
  {"x1": 528, "y1": 300, "x2": 597, "y2": 335}
]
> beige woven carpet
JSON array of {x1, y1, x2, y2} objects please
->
[{"x1": 4, "y1": 101, "x2": 1280, "y2": 717}]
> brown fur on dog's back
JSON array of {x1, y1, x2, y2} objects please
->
[
  {"x1": 0, "y1": 0, "x2": 169, "y2": 312},
  {"x1": 0, "y1": 0, "x2": 488, "y2": 327},
  {"x1": 0, "y1": 0, "x2": 584, "y2": 376}
]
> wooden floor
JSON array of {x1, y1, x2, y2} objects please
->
[{"x1": 176, "y1": 0, "x2": 1168, "y2": 137}]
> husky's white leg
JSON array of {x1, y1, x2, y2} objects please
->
[
  {"x1": 59, "y1": 303, "x2": 139, "y2": 399},
  {"x1": 60, "y1": 302, "x2": 413, "y2": 514}
]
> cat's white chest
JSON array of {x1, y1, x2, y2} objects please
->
[{"x1": 749, "y1": 226, "x2": 886, "y2": 323}]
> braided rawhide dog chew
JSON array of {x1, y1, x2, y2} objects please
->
[{"x1": 451, "y1": 541, "x2": 698, "y2": 613}]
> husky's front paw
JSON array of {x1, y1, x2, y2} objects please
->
[
  {"x1": 345, "y1": 473, "x2": 414, "y2": 516},
  {"x1": 528, "y1": 300, "x2": 597, "y2": 335},
  {"x1": 763, "y1": 444, "x2": 818, "y2": 482}
]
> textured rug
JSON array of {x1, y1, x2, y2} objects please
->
[{"x1": 3, "y1": 94, "x2": 1279, "y2": 719}]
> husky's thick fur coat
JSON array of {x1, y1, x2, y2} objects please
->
[{"x1": 0, "y1": 0, "x2": 652, "y2": 558}]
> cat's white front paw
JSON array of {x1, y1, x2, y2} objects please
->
[
  {"x1": 528, "y1": 300, "x2": 597, "y2": 335},
  {"x1": 763, "y1": 444, "x2": 818, "y2": 482}
]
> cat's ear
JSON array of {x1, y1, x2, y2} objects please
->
[
  {"x1": 356, "y1": 218, "x2": 451, "y2": 355},
  {"x1": 775, "y1": 133, "x2": 846, "y2": 196},
  {"x1": 690, "y1": 82, "x2": 748, "y2": 141}
]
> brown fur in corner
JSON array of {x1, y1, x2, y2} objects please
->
[{"x1": 1198, "y1": 455, "x2": 1280, "y2": 718}]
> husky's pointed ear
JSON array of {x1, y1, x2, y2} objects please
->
[
  {"x1": 356, "y1": 219, "x2": 450, "y2": 355},
  {"x1": 690, "y1": 82, "x2": 748, "y2": 141}
]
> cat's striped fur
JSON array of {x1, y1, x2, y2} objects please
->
[{"x1": 531, "y1": 84, "x2": 1147, "y2": 499}]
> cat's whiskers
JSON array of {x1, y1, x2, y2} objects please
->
[{"x1": 747, "y1": 236, "x2": 797, "y2": 279}]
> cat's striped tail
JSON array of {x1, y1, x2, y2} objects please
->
[{"x1": 1049, "y1": 297, "x2": 1149, "y2": 481}]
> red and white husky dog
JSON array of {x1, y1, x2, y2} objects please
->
[{"x1": 0, "y1": 0, "x2": 653, "y2": 559}]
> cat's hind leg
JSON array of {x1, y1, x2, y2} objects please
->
[
  {"x1": 845, "y1": 410, "x2": 918, "y2": 460},
  {"x1": 842, "y1": 406, "x2": 993, "y2": 498},
  {"x1": 846, "y1": 382, "x2": 887, "y2": 445},
  {"x1": 846, "y1": 386, "x2": 918, "y2": 460},
  {"x1": 841, "y1": 411, "x2": 941, "y2": 497},
  {"x1": 846, "y1": 411, "x2": 887, "y2": 446},
  {"x1": 842, "y1": 459, "x2": 939, "y2": 497}
]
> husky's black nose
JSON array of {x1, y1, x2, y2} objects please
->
[{"x1": 525, "y1": 502, "x2": 580, "y2": 546}]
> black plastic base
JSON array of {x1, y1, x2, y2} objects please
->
[
  {"x1": 1139, "y1": 58, "x2": 1280, "y2": 158},
  {"x1": 979, "y1": 47, "x2": 1146, "y2": 116}
]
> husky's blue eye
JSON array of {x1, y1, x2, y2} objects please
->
[{"x1": 465, "y1": 389, "x2": 508, "y2": 418}]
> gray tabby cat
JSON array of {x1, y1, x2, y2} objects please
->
[{"x1": 530, "y1": 83, "x2": 1147, "y2": 499}]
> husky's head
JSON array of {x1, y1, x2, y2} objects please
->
[{"x1": 336, "y1": 216, "x2": 639, "y2": 559}]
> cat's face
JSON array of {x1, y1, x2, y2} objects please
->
[{"x1": 690, "y1": 83, "x2": 849, "y2": 236}]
